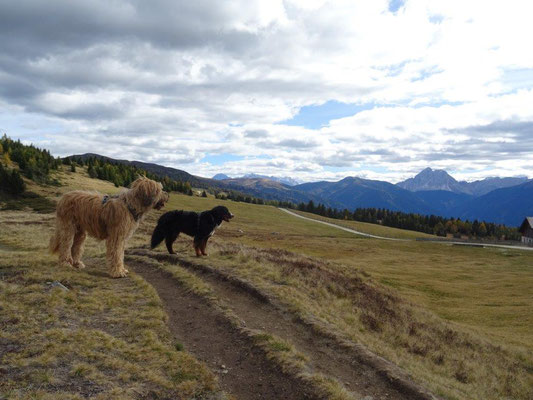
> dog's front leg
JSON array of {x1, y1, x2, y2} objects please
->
[
  {"x1": 71, "y1": 230, "x2": 87, "y2": 269},
  {"x1": 193, "y1": 237, "x2": 202, "y2": 257},
  {"x1": 56, "y1": 222, "x2": 76, "y2": 268},
  {"x1": 106, "y1": 234, "x2": 129, "y2": 278}
]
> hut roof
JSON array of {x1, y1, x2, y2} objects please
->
[{"x1": 519, "y1": 217, "x2": 533, "y2": 234}]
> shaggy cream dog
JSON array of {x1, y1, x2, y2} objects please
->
[{"x1": 50, "y1": 177, "x2": 168, "y2": 278}]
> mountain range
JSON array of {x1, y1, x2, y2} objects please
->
[
  {"x1": 213, "y1": 173, "x2": 300, "y2": 186},
  {"x1": 70, "y1": 154, "x2": 532, "y2": 226}
]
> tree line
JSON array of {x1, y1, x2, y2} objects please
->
[
  {"x1": 0, "y1": 134, "x2": 61, "y2": 194},
  {"x1": 1, "y1": 134, "x2": 61, "y2": 184},
  {"x1": 294, "y1": 200, "x2": 520, "y2": 240},
  {"x1": 214, "y1": 189, "x2": 297, "y2": 208},
  {"x1": 66, "y1": 155, "x2": 194, "y2": 195},
  {"x1": 0, "y1": 135, "x2": 193, "y2": 196}
]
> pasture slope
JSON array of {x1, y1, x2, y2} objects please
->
[{"x1": 1, "y1": 166, "x2": 532, "y2": 400}]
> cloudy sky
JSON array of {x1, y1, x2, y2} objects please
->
[{"x1": 1, "y1": 0, "x2": 533, "y2": 183}]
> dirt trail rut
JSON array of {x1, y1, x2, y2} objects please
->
[
  {"x1": 128, "y1": 249, "x2": 438, "y2": 400},
  {"x1": 129, "y1": 259, "x2": 317, "y2": 400}
]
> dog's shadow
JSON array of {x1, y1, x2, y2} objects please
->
[
  {"x1": 82, "y1": 258, "x2": 116, "y2": 279},
  {"x1": 85, "y1": 269, "x2": 111, "y2": 279}
]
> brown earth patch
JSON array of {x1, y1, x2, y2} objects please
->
[{"x1": 129, "y1": 259, "x2": 318, "y2": 400}]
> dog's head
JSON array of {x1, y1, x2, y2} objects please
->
[
  {"x1": 211, "y1": 205, "x2": 234, "y2": 222},
  {"x1": 129, "y1": 177, "x2": 169, "y2": 212}
]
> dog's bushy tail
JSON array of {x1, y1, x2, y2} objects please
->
[
  {"x1": 49, "y1": 229, "x2": 60, "y2": 254},
  {"x1": 150, "y1": 211, "x2": 176, "y2": 249},
  {"x1": 150, "y1": 223, "x2": 167, "y2": 249}
]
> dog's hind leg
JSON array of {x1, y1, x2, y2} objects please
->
[
  {"x1": 106, "y1": 233, "x2": 128, "y2": 278},
  {"x1": 200, "y1": 238, "x2": 209, "y2": 256},
  {"x1": 193, "y1": 236, "x2": 203, "y2": 257},
  {"x1": 165, "y1": 232, "x2": 179, "y2": 254},
  {"x1": 71, "y1": 229, "x2": 87, "y2": 269},
  {"x1": 56, "y1": 220, "x2": 76, "y2": 268},
  {"x1": 194, "y1": 245, "x2": 202, "y2": 257}
]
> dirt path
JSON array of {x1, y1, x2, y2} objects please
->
[
  {"x1": 128, "y1": 250, "x2": 438, "y2": 400},
  {"x1": 128, "y1": 259, "x2": 317, "y2": 400},
  {"x1": 279, "y1": 208, "x2": 407, "y2": 241}
]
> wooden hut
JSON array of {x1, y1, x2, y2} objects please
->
[{"x1": 519, "y1": 217, "x2": 533, "y2": 246}]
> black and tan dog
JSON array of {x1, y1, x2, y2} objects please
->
[{"x1": 150, "y1": 206, "x2": 233, "y2": 256}]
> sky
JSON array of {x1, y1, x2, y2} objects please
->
[{"x1": 1, "y1": 0, "x2": 533, "y2": 183}]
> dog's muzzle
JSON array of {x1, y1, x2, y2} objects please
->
[
  {"x1": 223, "y1": 213, "x2": 234, "y2": 222},
  {"x1": 154, "y1": 191, "x2": 169, "y2": 210}
]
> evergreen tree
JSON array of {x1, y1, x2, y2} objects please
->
[
  {"x1": 9, "y1": 169, "x2": 25, "y2": 194},
  {"x1": 88, "y1": 165, "x2": 97, "y2": 178},
  {"x1": 0, "y1": 164, "x2": 26, "y2": 195},
  {"x1": 478, "y1": 222, "x2": 487, "y2": 237}
]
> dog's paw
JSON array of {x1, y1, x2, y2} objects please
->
[
  {"x1": 73, "y1": 261, "x2": 86, "y2": 269},
  {"x1": 111, "y1": 268, "x2": 129, "y2": 278},
  {"x1": 59, "y1": 259, "x2": 73, "y2": 269}
]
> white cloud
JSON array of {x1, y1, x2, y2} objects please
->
[{"x1": 0, "y1": 0, "x2": 532, "y2": 183}]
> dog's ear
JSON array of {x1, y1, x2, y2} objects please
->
[
  {"x1": 141, "y1": 191, "x2": 154, "y2": 207},
  {"x1": 142, "y1": 180, "x2": 161, "y2": 207},
  {"x1": 131, "y1": 177, "x2": 160, "y2": 207}
]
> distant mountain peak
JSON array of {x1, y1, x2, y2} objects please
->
[
  {"x1": 211, "y1": 172, "x2": 300, "y2": 186},
  {"x1": 242, "y1": 173, "x2": 301, "y2": 186},
  {"x1": 397, "y1": 168, "x2": 529, "y2": 196},
  {"x1": 417, "y1": 167, "x2": 456, "y2": 179},
  {"x1": 398, "y1": 168, "x2": 463, "y2": 193},
  {"x1": 212, "y1": 173, "x2": 230, "y2": 180}
]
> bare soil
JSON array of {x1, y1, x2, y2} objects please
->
[{"x1": 129, "y1": 259, "x2": 318, "y2": 400}]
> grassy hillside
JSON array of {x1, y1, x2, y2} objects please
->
[{"x1": 2, "y1": 166, "x2": 533, "y2": 400}]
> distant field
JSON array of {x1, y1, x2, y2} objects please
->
[
  {"x1": 288, "y1": 209, "x2": 435, "y2": 239},
  {"x1": 2, "y1": 168, "x2": 533, "y2": 400},
  {"x1": 277, "y1": 208, "x2": 533, "y2": 346}
]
